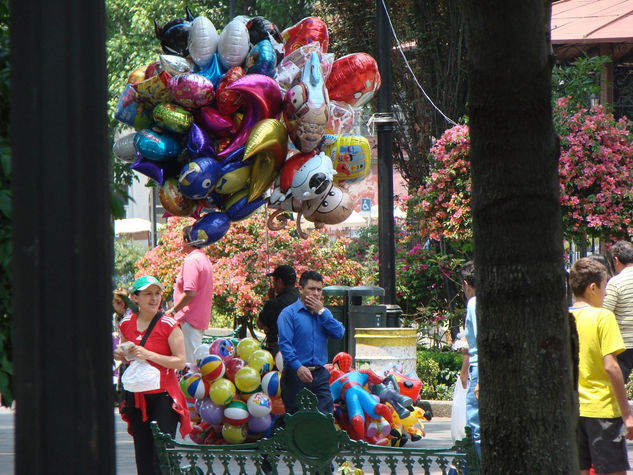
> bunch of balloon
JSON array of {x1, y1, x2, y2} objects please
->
[
  {"x1": 182, "y1": 337, "x2": 286, "y2": 444},
  {"x1": 112, "y1": 9, "x2": 381, "y2": 246}
]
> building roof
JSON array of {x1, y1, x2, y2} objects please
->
[{"x1": 551, "y1": 0, "x2": 633, "y2": 44}]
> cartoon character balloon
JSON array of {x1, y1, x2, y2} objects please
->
[
  {"x1": 154, "y1": 8, "x2": 194, "y2": 57},
  {"x1": 282, "y1": 52, "x2": 329, "y2": 153},
  {"x1": 326, "y1": 53, "x2": 381, "y2": 107},
  {"x1": 281, "y1": 16, "x2": 329, "y2": 55}
]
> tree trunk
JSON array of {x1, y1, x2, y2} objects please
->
[{"x1": 463, "y1": 1, "x2": 578, "y2": 472}]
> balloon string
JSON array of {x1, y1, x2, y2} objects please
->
[
  {"x1": 264, "y1": 207, "x2": 271, "y2": 270},
  {"x1": 378, "y1": 0, "x2": 457, "y2": 126}
]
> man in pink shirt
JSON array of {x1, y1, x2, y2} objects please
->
[{"x1": 165, "y1": 226, "x2": 214, "y2": 365}]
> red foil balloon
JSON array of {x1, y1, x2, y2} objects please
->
[
  {"x1": 281, "y1": 17, "x2": 329, "y2": 55},
  {"x1": 326, "y1": 53, "x2": 381, "y2": 107},
  {"x1": 216, "y1": 67, "x2": 246, "y2": 115}
]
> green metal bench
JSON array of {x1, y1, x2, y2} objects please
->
[{"x1": 152, "y1": 389, "x2": 480, "y2": 474}]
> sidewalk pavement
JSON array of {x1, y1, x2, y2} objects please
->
[{"x1": 1, "y1": 406, "x2": 633, "y2": 474}]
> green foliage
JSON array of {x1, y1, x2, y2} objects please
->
[
  {"x1": 113, "y1": 238, "x2": 148, "y2": 289},
  {"x1": 0, "y1": 0, "x2": 11, "y2": 406},
  {"x1": 417, "y1": 349, "x2": 463, "y2": 400},
  {"x1": 552, "y1": 55, "x2": 609, "y2": 109}
]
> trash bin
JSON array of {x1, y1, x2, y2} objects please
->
[
  {"x1": 323, "y1": 285, "x2": 350, "y2": 362},
  {"x1": 385, "y1": 304, "x2": 403, "y2": 327},
  {"x1": 347, "y1": 286, "x2": 386, "y2": 366}
]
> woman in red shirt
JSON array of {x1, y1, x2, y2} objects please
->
[{"x1": 114, "y1": 276, "x2": 191, "y2": 475}]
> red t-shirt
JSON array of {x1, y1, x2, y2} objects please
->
[{"x1": 119, "y1": 313, "x2": 191, "y2": 436}]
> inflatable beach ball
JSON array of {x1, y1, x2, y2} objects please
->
[
  {"x1": 261, "y1": 371, "x2": 282, "y2": 398},
  {"x1": 209, "y1": 377, "x2": 236, "y2": 406},
  {"x1": 199, "y1": 354, "x2": 225, "y2": 382},
  {"x1": 222, "y1": 422, "x2": 247, "y2": 444},
  {"x1": 185, "y1": 373, "x2": 210, "y2": 400},
  {"x1": 224, "y1": 400, "x2": 250, "y2": 426},
  {"x1": 247, "y1": 392, "x2": 272, "y2": 418}
]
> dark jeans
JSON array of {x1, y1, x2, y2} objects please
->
[
  {"x1": 128, "y1": 392, "x2": 179, "y2": 475},
  {"x1": 281, "y1": 366, "x2": 333, "y2": 414},
  {"x1": 617, "y1": 348, "x2": 633, "y2": 382}
]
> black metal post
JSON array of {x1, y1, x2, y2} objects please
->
[
  {"x1": 376, "y1": 0, "x2": 397, "y2": 305},
  {"x1": 11, "y1": 0, "x2": 114, "y2": 472}
]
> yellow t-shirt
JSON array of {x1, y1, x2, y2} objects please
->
[{"x1": 571, "y1": 305, "x2": 625, "y2": 418}]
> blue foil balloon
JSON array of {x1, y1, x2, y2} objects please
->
[
  {"x1": 189, "y1": 212, "x2": 231, "y2": 247},
  {"x1": 134, "y1": 129, "x2": 182, "y2": 161},
  {"x1": 198, "y1": 53, "x2": 227, "y2": 88},
  {"x1": 129, "y1": 155, "x2": 182, "y2": 185},
  {"x1": 187, "y1": 123, "x2": 216, "y2": 159},
  {"x1": 178, "y1": 157, "x2": 221, "y2": 199},
  {"x1": 223, "y1": 145, "x2": 246, "y2": 164},
  {"x1": 223, "y1": 190, "x2": 265, "y2": 221},
  {"x1": 245, "y1": 39, "x2": 277, "y2": 77}
]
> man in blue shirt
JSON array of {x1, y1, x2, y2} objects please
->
[{"x1": 277, "y1": 270, "x2": 345, "y2": 414}]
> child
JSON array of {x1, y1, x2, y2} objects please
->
[{"x1": 569, "y1": 257, "x2": 633, "y2": 475}]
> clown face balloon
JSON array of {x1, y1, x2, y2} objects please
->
[
  {"x1": 282, "y1": 52, "x2": 329, "y2": 153},
  {"x1": 178, "y1": 157, "x2": 221, "y2": 200}
]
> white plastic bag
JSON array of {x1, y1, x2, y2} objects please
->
[
  {"x1": 450, "y1": 377, "x2": 467, "y2": 442},
  {"x1": 121, "y1": 359, "x2": 160, "y2": 393}
]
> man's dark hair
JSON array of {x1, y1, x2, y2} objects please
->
[
  {"x1": 299, "y1": 270, "x2": 323, "y2": 287},
  {"x1": 569, "y1": 257, "x2": 607, "y2": 297},
  {"x1": 182, "y1": 225, "x2": 193, "y2": 243},
  {"x1": 610, "y1": 241, "x2": 633, "y2": 265},
  {"x1": 460, "y1": 260, "x2": 475, "y2": 288}
]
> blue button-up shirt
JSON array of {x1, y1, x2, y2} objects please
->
[
  {"x1": 277, "y1": 298, "x2": 345, "y2": 371},
  {"x1": 465, "y1": 296, "x2": 478, "y2": 365}
]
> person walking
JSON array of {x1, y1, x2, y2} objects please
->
[
  {"x1": 165, "y1": 225, "x2": 214, "y2": 365},
  {"x1": 114, "y1": 275, "x2": 191, "y2": 475},
  {"x1": 603, "y1": 241, "x2": 633, "y2": 381},
  {"x1": 256, "y1": 265, "x2": 300, "y2": 355}
]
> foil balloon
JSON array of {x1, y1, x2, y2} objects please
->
[
  {"x1": 275, "y1": 43, "x2": 334, "y2": 92},
  {"x1": 248, "y1": 151, "x2": 280, "y2": 202},
  {"x1": 304, "y1": 184, "x2": 354, "y2": 224},
  {"x1": 222, "y1": 145, "x2": 246, "y2": 164},
  {"x1": 326, "y1": 101, "x2": 355, "y2": 136},
  {"x1": 158, "y1": 178, "x2": 196, "y2": 216},
  {"x1": 154, "y1": 8, "x2": 194, "y2": 57},
  {"x1": 144, "y1": 61, "x2": 161, "y2": 79},
  {"x1": 134, "y1": 128, "x2": 181, "y2": 161},
  {"x1": 217, "y1": 18, "x2": 250, "y2": 69},
  {"x1": 112, "y1": 132, "x2": 138, "y2": 163},
  {"x1": 198, "y1": 53, "x2": 227, "y2": 87},
  {"x1": 187, "y1": 123, "x2": 216, "y2": 159},
  {"x1": 159, "y1": 54, "x2": 192, "y2": 76},
  {"x1": 114, "y1": 84, "x2": 153, "y2": 130},
  {"x1": 244, "y1": 39, "x2": 277, "y2": 77},
  {"x1": 178, "y1": 157, "x2": 221, "y2": 199},
  {"x1": 188, "y1": 211, "x2": 231, "y2": 247},
  {"x1": 196, "y1": 106, "x2": 233, "y2": 137},
  {"x1": 168, "y1": 74, "x2": 215, "y2": 109},
  {"x1": 246, "y1": 16, "x2": 283, "y2": 45},
  {"x1": 217, "y1": 74, "x2": 283, "y2": 159},
  {"x1": 281, "y1": 16, "x2": 329, "y2": 55},
  {"x1": 134, "y1": 71, "x2": 173, "y2": 105},
  {"x1": 323, "y1": 135, "x2": 371, "y2": 183},
  {"x1": 223, "y1": 190, "x2": 265, "y2": 221},
  {"x1": 127, "y1": 65, "x2": 148, "y2": 85},
  {"x1": 282, "y1": 51, "x2": 329, "y2": 153},
  {"x1": 188, "y1": 16, "x2": 218, "y2": 69},
  {"x1": 326, "y1": 53, "x2": 381, "y2": 107},
  {"x1": 279, "y1": 151, "x2": 336, "y2": 202},
  {"x1": 129, "y1": 155, "x2": 183, "y2": 185},
  {"x1": 153, "y1": 103, "x2": 193, "y2": 134},
  {"x1": 215, "y1": 67, "x2": 246, "y2": 116},
  {"x1": 243, "y1": 119, "x2": 288, "y2": 168},
  {"x1": 215, "y1": 160, "x2": 251, "y2": 195}
]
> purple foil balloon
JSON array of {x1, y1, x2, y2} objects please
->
[
  {"x1": 196, "y1": 106, "x2": 233, "y2": 137},
  {"x1": 187, "y1": 123, "x2": 216, "y2": 158},
  {"x1": 129, "y1": 153, "x2": 183, "y2": 185},
  {"x1": 217, "y1": 74, "x2": 282, "y2": 159}
]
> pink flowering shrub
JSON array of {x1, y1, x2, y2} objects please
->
[
  {"x1": 136, "y1": 213, "x2": 368, "y2": 325},
  {"x1": 411, "y1": 101, "x2": 633, "y2": 242}
]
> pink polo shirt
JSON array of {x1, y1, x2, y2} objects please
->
[{"x1": 173, "y1": 249, "x2": 214, "y2": 330}]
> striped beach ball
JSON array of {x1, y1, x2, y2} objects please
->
[
  {"x1": 261, "y1": 371, "x2": 282, "y2": 398},
  {"x1": 199, "y1": 354, "x2": 225, "y2": 382},
  {"x1": 185, "y1": 373, "x2": 210, "y2": 400},
  {"x1": 223, "y1": 400, "x2": 249, "y2": 426}
]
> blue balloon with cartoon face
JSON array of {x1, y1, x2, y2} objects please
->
[
  {"x1": 178, "y1": 157, "x2": 221, "y2": 199},
  {"x1": 188, "y1": 212, "x2": 231, "y2": 247}
]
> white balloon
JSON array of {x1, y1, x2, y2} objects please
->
[
  {"x1": 217, "y1": 18, "x2": 250, "y2": 69},
  {"x1": 274, "y1": 351, "x2": 284, "y2": 372},
  {"x1": 160, "y1": 54, "x2": 193, "y2": 76},
  {"x1": 193, "y1": 343, "x2": 211, "y2": 365},
  {"x1": 112, "y1": 132, "x2": 138, "y2": 163},
  {"x1": 188, "y1": 16, "x2": 218, "y2": 69}
]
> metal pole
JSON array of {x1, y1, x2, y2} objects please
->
[{"x1": 376, "y1": 0, "x2": 397, "y2": 305}]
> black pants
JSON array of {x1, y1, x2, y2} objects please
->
[
  {"x1": 128, "y1": 392, "x2": 179, "y2": 475},
  {"x1": 281, "y1": 367, "x2": 333, "y2": 414}
]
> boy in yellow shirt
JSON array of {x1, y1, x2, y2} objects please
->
[{"x1": 570, "y1": 257, "x2": 633, "y2": 475}]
